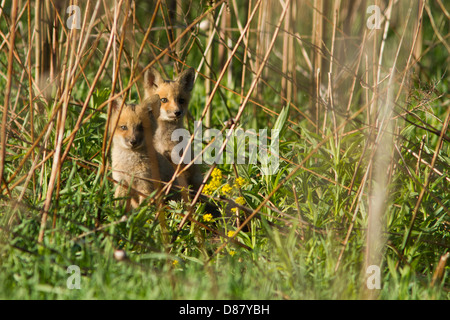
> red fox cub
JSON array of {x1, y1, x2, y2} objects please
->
[
  {"x1": 109, "y1": 95, "x2": 163, "y2": 211},
  {"x1": 144, "y1": 66, "x2": 203, "y2": 194}
]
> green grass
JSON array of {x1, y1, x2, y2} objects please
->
[{"x1": 1, "y1": 89, "x2": 448, "y2": 299}]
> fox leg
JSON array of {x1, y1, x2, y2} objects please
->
[
  {"x1": 114, "y1": 183, "x2": 134, "y2": 212},
  {"x1": 134, "y1": 178, "x2": 154, "y2": 207}
]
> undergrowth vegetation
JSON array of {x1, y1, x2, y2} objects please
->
[{"x1": 0, "y1": 0, "x2": 449, "y2": 299}]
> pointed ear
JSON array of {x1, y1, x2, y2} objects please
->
[
  {"x1": 110, "y1": 97, "x2": 124, "y2": 113},
  {"x1": 139, "y1": 94, "x2": 161, "y2": 120},
  {"x1": 146, "y1": 94, "x2": 161, "y2": 110},
  {"x1": 109, "y1": 98, "x2": 124, "y2": 134},
  {"x1": 144, "y1": 67, "x2": 164, "y2": 93},
  {"x1": 177, "y1": 68, "x2": 195, "y2": 92},
  {"x1": 139, "y1": 94, "x2": 160, "y2": 113}
]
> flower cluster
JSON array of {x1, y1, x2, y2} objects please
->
[
  {"x1": 202, "y1": 168, "x2": 248, "y2": 213},
  {"x1": 203, "y1": 213, "x2": 213, "y2": 222},
  {"x1": 234, "y1": 177, "x2": 247, "y2": 188},
  {"x1": 235, "y1": 196, "x2": 246, "y2": 206},
  {"x1": 221, "y1": 184, "x2": 232, "y2": 195},
  {"x1": 203, "y1": 168, "x2": 223, "y2": 195},
  {"x1": 211, "y1": 167, "x2": 222, "y2": 180}
]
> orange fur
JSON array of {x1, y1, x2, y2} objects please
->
[
  {"x1": 109, "y1": 96, "x2": 161, "y2": 210},
  {"x1": 144, "y1": 67, "x2": 203, "y2": 195}
]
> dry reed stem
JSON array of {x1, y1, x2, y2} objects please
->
[
  {"x1": 361, "y1": 3, "x2": 414, "y2": 297},
  {"x1": 174, "y1": 0, "x2": 265, "y2": 231},
  {"x1": 0, "y1": 0, "x2": 18, "y2": 195},
  {"x1": 37, "y1": 0, "x2": 109, "y2": 243}
]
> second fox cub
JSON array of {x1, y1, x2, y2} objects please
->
[
  {"x1": 144, "y1": 66, "x2": 203, "y2": 193},
  {"x1": 109, "y1": 95, "x2": 172, "y2": 210}
]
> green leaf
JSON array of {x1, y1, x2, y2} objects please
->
[{"x1": 272, "y1": 102, "x2": 290, "y2": 137}]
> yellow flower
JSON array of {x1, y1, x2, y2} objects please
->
[
  {"x1": 203, "y1": 213, "x2": 213, "y2": 222},
  {"x1": 172, "y1": 260, "x2": 179, "y2": 266},
  {"x1": 235, "y1": 196, "x2": 246, "y2": 205},
  {"x1": 229, "y1": 250, "x2": 236, "y2": 257},
  {"x1": 221, "y1": 184, "x2": 232, "y2": 195},
  {"x1": 203, "y1": 183, "x2": 214, "y2": 195},
  {"x1": 202, "y1": 170, "x2": 223, "y2": 195},
  {"x1": 227, "y1": 230, "x2": 235, "y2": 237},
  {"x1": 231, "y1": 207, "x2": 237, "y2": 214},
  {"x1": 211, "y1": 168, "x2": 222, "y2": 181},
  {"x1": 204, "y1": 181, "x2": 219, "y2": 195},
  {"x1": 234, "y1": 177, "x2": 246, "y2": 188}
]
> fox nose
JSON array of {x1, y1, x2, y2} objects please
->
[
  {"x1": 130, "y1": 139, "x2": 139, "y2": 147},
  {"x1": 174, "y1": 110, "x2": 183, "y2": 117}
]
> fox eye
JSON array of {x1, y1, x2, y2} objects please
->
[
  {"x1": 120, "y1": 125, "x2": 128, "y2": 131},
  {"x1": 178, "y1": 98, "x2": 185, "y2": 105},
  {"x1": 160, "y1": 98, "x2": 168, "y2": 103}
]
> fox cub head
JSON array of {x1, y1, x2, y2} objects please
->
[
  {"x1": 109, "y1": 96, "x2": 159, "y2": 150},
  {"x1": 144, "y1": 67, "x2": 195, "y2": 122}
]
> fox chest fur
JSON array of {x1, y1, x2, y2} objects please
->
[{"x1": 111, "y1": 145, "x2": 152, "y2": 184}]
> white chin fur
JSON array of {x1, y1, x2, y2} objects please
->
[
  {"x1": 114, "y1": 137, "x2": 132, "y2": 150},
  {"x1": 160, "y1": 114, "x2": 178, "y2": 121}
]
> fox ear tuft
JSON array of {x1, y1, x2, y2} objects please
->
[
  {"x1": 110, "y1": 98, "x2": 124, "y2": 113},
  {"x1": 108, "y1": 98, "x2": 124, "y2": 135},
  {"x1": 147, "y1": 94, "x2": 161, "y2": 108},
  {"x1": 144, "y1": 67, "x2": 163, "y2": 92},
  {"x1": 177, "y1": 68, "x2": 195, "y2": 92},
  {"x1": 140, "y1": 94, "x2": 160, "y2": 113}
]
